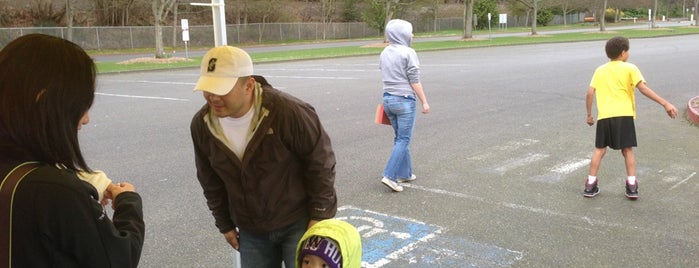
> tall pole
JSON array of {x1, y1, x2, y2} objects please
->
[
  {"x1": 191, "y1": 0, "x2": 228, "y2": 46},
  {"x1": 173, "y1": 4, "x2": 178, "y2": 49},
  {"x1": 212, "y1": 0, "x2": 227, "y2": 46}
]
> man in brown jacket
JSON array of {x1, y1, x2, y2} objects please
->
[{"x1": 190, "y1": 46, "x2": 337, "y2": 268}]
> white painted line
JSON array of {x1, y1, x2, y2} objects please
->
[
  {"x1": 468, "y1": 139, "x2": 540, "y2": 161},
  {"x1": 365, "y1": 233, "x2": 438, "y2": 268},
  {"x1": 404, "y1": 183, "x2": 699, "y2": 244},
  {"x1": 669, "y1": 172, "x2": 696, "y2": 190},
  {"x1": 258, "y1": 67, "x2": 375, "y2": 72},
  {"x1": 96, "y1": 92, "x2": 189, "y2": 101},
  {"x1": 551, "y1": 159, "x2": 590, "y2": 174},
  {"x1": 404, "y1": 183, "x2": 623, "y2": 228},
  {"x1": 99, "y1": 79, "x2": 195, "y2": 86},
  {"x1": 265, "y1": 75, "x2": 359, "y2": 80},
  {"x1": 493, "y1": 153, "x2": 549, "y2": 174}
]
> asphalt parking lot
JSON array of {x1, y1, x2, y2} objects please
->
[{"x1": 83, "y1": 34, "x2": 699, "y2": 267}]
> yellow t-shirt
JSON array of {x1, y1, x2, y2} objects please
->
[{"x1": 590, "y1": 61, "x2": 644, "y2": 119}]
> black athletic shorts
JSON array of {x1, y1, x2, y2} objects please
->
[{"x1": 595, "y1": 116, "x2": 637, "y2": 149}]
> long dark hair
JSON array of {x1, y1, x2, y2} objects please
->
[{"x1": 0, "y1": 34, "x2": 95, "y2": 171}]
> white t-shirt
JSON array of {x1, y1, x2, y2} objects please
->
[{"x1": 218, "y1": 107, "x2": 254, "y2": 159}]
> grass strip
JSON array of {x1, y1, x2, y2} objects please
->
[{"x1": 96, "y1": 26, "x2": 699, "y2": 73}]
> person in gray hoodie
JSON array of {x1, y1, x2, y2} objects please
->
[{"x1": 379, "y1": 19, "x2": 430, "y2": 192}]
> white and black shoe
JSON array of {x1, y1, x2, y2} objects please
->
[
  {"x1": 397, "y1": 174, "x2": 416, "y2": 183},
  {"x1": 381, "y1": 177, "x2": 403, "y2": 192}
]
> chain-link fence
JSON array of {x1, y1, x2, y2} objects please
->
[
  {"x1": 0, "y1": 15, "x2": 583, "y2": 50},
  {"x1": 0, "y1": 19, "x2": 458, "y2": 50}
]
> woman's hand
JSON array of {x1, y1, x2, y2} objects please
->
[{"x1": 105, "y1": 182, "x2": 136, "y2": 209}]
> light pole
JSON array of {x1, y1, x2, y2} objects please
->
[{"x1": 191, "y1": 0, "x2": 227, "y2": 46}]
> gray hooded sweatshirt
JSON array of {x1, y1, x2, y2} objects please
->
[{"x1": 380, "y1": 19, "x2": 420, "y2": 98}]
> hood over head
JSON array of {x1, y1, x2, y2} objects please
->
[
  {"x1": 385, "y1": 19, "x2": 413, "y2": 47},
  {"x1": 296, "y1": 219, "x2": 362, "y2": 268}
]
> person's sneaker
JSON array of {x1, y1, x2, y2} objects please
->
[
  {"x1": 625, "y1": 181, "x2": 639, "y2": 200},
  {"x1": 583, "y1": 179, "x2": 599, "y2": 197},
  {"x1": 397, "y1": 174, "x2": 417, "y2": 183},
  {"x1": 381, "y1": 177, "x2": 403, "y2": 192}
]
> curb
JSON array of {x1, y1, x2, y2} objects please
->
[{"x1": 688, "y1": 96, "x2": 699, "y2": 125}]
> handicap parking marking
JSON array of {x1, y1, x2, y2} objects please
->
[
  {"x1": 336, "y1": 206, "x2": 523, "y2": 267},
  {"x1": 401, "y1": 236, "x2": 523, "y2": 267},
  {"x1": 336, "y1": 206, "x2": 440, "y2": 267}
]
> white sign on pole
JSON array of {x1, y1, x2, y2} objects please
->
[
  {"x1": 181, "y1": 19, "x2": 189, "y2": 30},
  {"x1": 181, "y1": 19, "x2": 190, "y2": 42},
  {"x1": 499, "y1": 14, "x2": 508, "y2": 24}
]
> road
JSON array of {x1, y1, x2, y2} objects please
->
[
  {"x1": 83, "y1": 34, "x2": 699, "y2": 267},
  {"x1": 92, "y1": 20, "x2": 692, "y2": 63}
]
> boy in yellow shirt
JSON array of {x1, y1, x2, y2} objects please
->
[{"x1": 585, "y1": 36, "x2": 678, "y2": 199}]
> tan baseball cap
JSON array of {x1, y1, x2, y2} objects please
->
[{"x1": 194, "y1": 46, "x2": 253, "y2": 95}]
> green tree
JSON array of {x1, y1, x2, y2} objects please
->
[
  {"x1": 342, "y1": 0, "x2": 361, "y2": 22},
  {"x1": 362, "y1": 0, "x2": 387, "y2": 33},
  {"x1": 474, "y1": 0, "x2": 499, "y2": 30},
  {"x1": 361, "y1": 0, "x2": 412, "y2": 34},
  {"x1": 536, "y1": 8, "x2": 553, "y2": 26}
]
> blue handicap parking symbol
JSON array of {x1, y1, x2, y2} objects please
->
[
  {"x1": 336, "y1": 206, "x2": 442, "y2": 267},
  {"x1": 336, "y1": 205, "x2": 523, "y2": 267}
]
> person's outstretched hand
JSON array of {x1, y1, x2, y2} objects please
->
[{"x1": 664, "y1": 103, "x2": 678, "y2": 119}]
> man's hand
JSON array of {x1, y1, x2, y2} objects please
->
[
  {"x1": 223, "y1": 230, "x2": 240, "y2": 250},
  {"x1": 308, "y1": 219, "x2": 320, "y2": 230}
]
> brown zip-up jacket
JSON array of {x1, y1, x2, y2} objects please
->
[{"x1": 190, "y1": 76, "x2": 337, "y2": 234}]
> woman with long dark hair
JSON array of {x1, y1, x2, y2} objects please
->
[{"x1": 0, "y1": 34, "x2": 145, "y2": 267}]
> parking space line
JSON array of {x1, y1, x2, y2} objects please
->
[
  {"x1": 467, "y1": 139, "x2": 540, "y2": 161},
  {"x1": 96, "y1": 92, "x2": 189, "y2": 101},
  {"x1": 99, "y1": 79, "x2": 195, "y2": 85},
  {"x1": 551, "y1": 158, "x2": 590, "y2": 174},
  {"x1": 491, "y1": 153, "x2": 549, "y2": 175},
  {"x1": 670, "y1": 171, "x2": 696, "y2": 190},
  {"x1": 403, "y1": 183, "x2": 621, "y2": 227},
  {"x1": 402, "y1": 183, "x2": 699, "y2": 245}
]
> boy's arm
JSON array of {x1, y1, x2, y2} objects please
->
[
  {"x1": 586, "y1": 86, "x2": 595, "y2": 126},
  {"x1": 636, "y1": 81, "x2": 678, "y2": 118},
  {"x1": 411, "y1": 82, "x2": 429, "y2": 113}
]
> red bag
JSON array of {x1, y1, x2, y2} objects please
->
[{"x1": 374, "y1": 104, "x2": 391, "y2": 125}]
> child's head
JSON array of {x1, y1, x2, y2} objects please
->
[
  {"x1": 299, "y1": 235, "x2": 342, "y2": 268},
  {"x1": 605, "y1": 36, "x2": 630, "y2": 60}
]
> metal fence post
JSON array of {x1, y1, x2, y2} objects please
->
[{"x1": 96, "y1": 27, "x2": 100, "y2": 50}]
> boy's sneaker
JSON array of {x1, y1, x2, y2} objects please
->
[
  {"x1": 583, "y1": 180, "x2": 599, "y2": 197},
  {"x1": 397, "y1": 174, "x2": 417, "y2": 183},
  {"x1": 625, "y1": 181, "x2": 639, "y2": 200},
  {"x1": 381, "y1": 177, "x2": 403, "y2": 192}
]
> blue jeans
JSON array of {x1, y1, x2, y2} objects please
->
[
  {"x1": 237, "y1": 218, "x2": 307, "y2": 268},
  {"x1": 382, "y1": 94, "x2": 416, "y2": 180}
]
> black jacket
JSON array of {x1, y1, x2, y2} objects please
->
[
  {"x1": 1, "y1": 160, "x2": 145, "y2": 267},
  {"x1": 191, "y1": 77, "x2": 337, "y2": 234}
]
